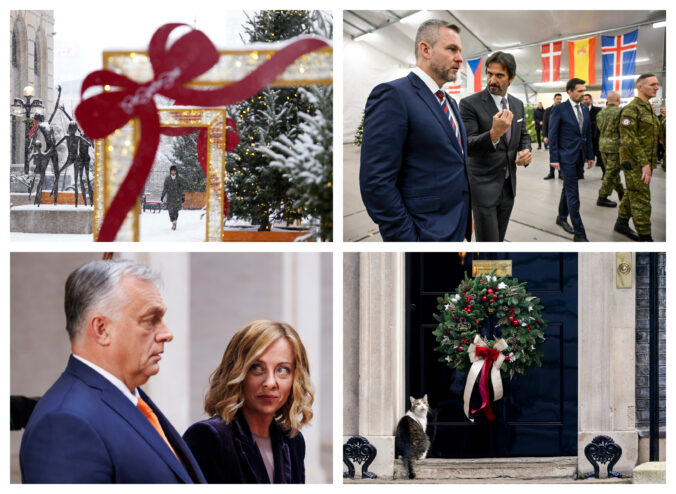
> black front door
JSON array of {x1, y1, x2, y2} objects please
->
[{"x1": 405, "y1": 252, "x2": 578, "y2": 458}]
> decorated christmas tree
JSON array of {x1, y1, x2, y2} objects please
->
[
  {"x1": 226, "y1": 10, "x2": 330, "y2": 231},
  {"x1": 168, "y1": 132, "x2": 206, "y2": 192},
  {"x1": 264, "y1": 85, "x2": 333, "y2": 241}
]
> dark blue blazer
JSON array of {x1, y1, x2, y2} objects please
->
[
  {"x1": 548, "y1": 100, "x2": 594, "y2": 165},
  {"x1": 183, "y1": 411, "x2": 305, "y2": 483},
  {"x1": 359, "y1": 72, "x2": 471, "y2": 241},
  {"x1": 19, "y1": 355, "x2": 206, "y2": 484}
]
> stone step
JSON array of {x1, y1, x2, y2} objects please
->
[{"x1": 394, "y1": 456, "x2": 578, "y2": 481}]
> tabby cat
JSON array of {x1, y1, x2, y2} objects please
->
[{"x1": 394, "y1": 395, "x2": 431, "y2": 479}]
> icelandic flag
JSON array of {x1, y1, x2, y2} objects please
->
[
  {"x1": 601, "y1": 29, "x2": 638, "y2": 98},
  {"x1": 466, "y1": 57, "x2": 482, "y2": 93}
]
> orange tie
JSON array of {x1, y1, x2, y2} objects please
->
[{"x1": 137, "y1": 397, "x2": 178, "y2": 458}]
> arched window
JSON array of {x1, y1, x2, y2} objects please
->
[
  {"x1": 33, "y1": 37, "x2": 41, "y2": 100},
  {"x1": 11, "y1": 17, "x2": 27, "y2": 165}
]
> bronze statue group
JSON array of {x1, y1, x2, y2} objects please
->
[{"x1": 25, "y1": 85, "x2": 93, "y2": 207}]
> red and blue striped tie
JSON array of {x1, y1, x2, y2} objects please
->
[{"x1": 436, "y1": 90, "x2": 463, "y2": 152}]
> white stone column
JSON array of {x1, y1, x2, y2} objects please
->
[
  {"x1": 578, "y1": 252, "x2": 637, "y2": 476},
  {"x1": 123, "y1": 252, "x2": 192, "y2": 434},
  {"x1": 343, "y1": 252, "x2": 406, "y2": 478}
]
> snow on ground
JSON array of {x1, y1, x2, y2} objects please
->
[
  {"x1": 10, "y1": 232, "x2": 93, "y2": 242},
  {"x1": 11, "y1": 210, "x2": 206, "y2": 242},
  {"x1": 140, "y1": 209, "x2": 205, "y2": 241}
]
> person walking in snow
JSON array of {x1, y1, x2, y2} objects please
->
[{"x1": 161, "y1": 165, "x2": 189, "y2": 231}]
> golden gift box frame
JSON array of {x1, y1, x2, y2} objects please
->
[{"x1": 93, "y1": 44, "x2": 333, "y2": 241}]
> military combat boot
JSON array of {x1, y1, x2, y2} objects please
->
[
  {"x1": 638, "y1": 234, "x2": 654, "y2": 242},
  {"x1": 614, "y1": 217, "x2": 639, "y2": 241}
]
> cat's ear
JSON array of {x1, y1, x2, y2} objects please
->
[
  {"x1": 409, "y1": 396, "x2": 415, "y2": 405},
  {"x1": 423, "y1": 394, "x2": 428, "y2": 403}
]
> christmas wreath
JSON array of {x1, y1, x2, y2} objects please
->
[
  {"x1": 432, "y1": 271, "x2": 547, "y2": 421},
  {"x1": 432, "y1": 271, "x2": 547, "y2": 380}
]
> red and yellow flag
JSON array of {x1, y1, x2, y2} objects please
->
[{"x1": 568, "y1": 37, "x2": 596, "y2": 84}]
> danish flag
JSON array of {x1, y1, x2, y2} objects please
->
[
  {"x1": 541, "y1": 41, "x2": 562, "y2": 82},
  {"x1": 445, "y1": 81, "x2": 461, "y2": 95},
  {"x1": 601, "y1": 30, "x2": 638, "y2": 98}
]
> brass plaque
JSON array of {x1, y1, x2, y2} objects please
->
[
  {"x1": 472, "y1": 260, "x2": 512, "y2": 277},
  {"x1": 616, "y1": 252, "x2": 632, "y2": 289}
]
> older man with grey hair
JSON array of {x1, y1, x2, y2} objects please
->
[{"x1": 20, "y1": 260, "x2": 205, "y2": 483}]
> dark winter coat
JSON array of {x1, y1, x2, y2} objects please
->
[
  {"x1": 161, "y1": 174, "x2": 188, "y2": 212},
  {"x1": 182, "y1": 411, "x2": 305, "y2": 484}
]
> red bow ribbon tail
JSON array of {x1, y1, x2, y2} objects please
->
[
  {"x1": 96, "y1": 105, "x2": 160, "y2": 241},
  {"x1": 27, "y1": 119, "x2": 38, "y2": 138},
  {"x1": 471, "y1": 347, "x2": 501, "y2": 422}
]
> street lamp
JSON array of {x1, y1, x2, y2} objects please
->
[{"x1": 12, "y1": 85, "x2": 44, "y2": 174}]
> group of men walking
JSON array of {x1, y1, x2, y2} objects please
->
[{"x1": 538, "y1": 74, "x2": 662, "y2": 242}]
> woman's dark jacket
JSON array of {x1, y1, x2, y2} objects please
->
[{"x1": 183, "y1": 410, "x2": 305, "y2": 484}]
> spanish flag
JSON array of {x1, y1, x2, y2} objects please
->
[{"x1": 568, "y1": 37, "x2": 596, "y2": 84}]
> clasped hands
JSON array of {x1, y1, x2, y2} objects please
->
[{"x1": 490, "y1": 109, "x2": 531, "y2": 166}]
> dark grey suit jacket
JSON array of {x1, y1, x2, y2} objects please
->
[{"x1": 459, "y1": 88, "x2": 531, "y2": 209}]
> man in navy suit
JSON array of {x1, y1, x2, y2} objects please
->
[
  {"x1": 20, "y1": 260, "x2": 206, "y2": 483},
  {"x1": 549, "y1": 78, "x2": 595, "y2": 242},
  {"x1": 360, "y1": 19, "x2": 471, "y2": 241},
  {"x1": 459, "y1": 51, "x2": 532, "y2": 241}
]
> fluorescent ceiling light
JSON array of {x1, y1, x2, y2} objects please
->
[
  {"x1": 354, "y1": 32, "x2": 377, "y2": 42},
  {"x1": 653, "y1": 21, "x2": 666, "y2": 28},
  {"x1": 400, "y1": 11, "x2": 427, "y2": 24},
  {"x1": 533, "y1": 81, "x2": 563, "y2": 87}
]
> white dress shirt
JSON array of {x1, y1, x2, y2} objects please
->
[
  {"x1": 73, "y1": 353, "x2": 140, "y2": 405},
  {"x1": 412, "y1": 66, "x2": 462, "y2": 132}
]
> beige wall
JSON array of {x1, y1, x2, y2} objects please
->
[{"x1": 10, "y1": 252, "x2": 332, "y2": 483}]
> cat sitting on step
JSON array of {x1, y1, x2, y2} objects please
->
[{"x1": 395, "y1": 395, "x2": 431, "y2": 479}]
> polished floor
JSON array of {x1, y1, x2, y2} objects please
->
[{"x1": 343, "y1": 144, "x2": 666, "y2": 242}]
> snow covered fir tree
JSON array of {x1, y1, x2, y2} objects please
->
[{"x1": 226, "y1": 10, "x2": 333, "y2": 240}]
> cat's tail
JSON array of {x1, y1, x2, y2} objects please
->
[{"x1": 406, "y1": 457, "x2": 416, "y2": 479}]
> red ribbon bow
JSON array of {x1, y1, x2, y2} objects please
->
[
  {"x1": 471, "y1": 346, "x2": 502, "y2": 422},
  {"x1": 75, "y1": 23, "x2": 329, "y2": 241}
]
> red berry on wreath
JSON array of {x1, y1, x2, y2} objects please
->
[
  {"x1": 493, "y1": 294, "x2": 497, "y2": 299},
  {"x1": 508, "y1": 316, "x2": 514, "y2": 322},
  {"x1": 476, "y1": 320, "x2": 479, "y2": 324},
  {"x1": 458, "y1": 346, "x2": 463, "y2": 351},
  {"x1": 505, "y1": 355, "x2": 510, "y2": 361},
  {"x1": 482, "y1": 296, "x2": 487, "y2": 301},
  {"x1": 487, "y1": 289, "x2": 493, "y2": 294}
]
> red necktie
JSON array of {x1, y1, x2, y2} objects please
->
[{"x1": 435, "y1": 90, "x2": 463, "y2": 152}]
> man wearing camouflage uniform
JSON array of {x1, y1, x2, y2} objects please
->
[
  {"x1": 617, "y1": 74, "x2": 661, "y2": 242},
  {"x1": 596, "y1": 92, "x2": 625, "y2": 206}
]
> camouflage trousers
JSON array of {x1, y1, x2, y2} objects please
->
[
  {"x1": 598, "y1": 152, "x2": 624, "y2": 199},
  {"x1": 618, "y1": 162, "x2": 651, "y2": 235}
]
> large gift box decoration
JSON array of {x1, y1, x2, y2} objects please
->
[{"x1": 76, "y1": 23, "x2": 331, "y2": 241}]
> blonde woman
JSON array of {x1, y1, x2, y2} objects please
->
[{"x1": 183, "y1": 320, "x2": 314, "y2": 483}]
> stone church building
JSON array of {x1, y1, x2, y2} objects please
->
[{"x1": 10, "y1": 10, "x2": 55, "y2": 165}]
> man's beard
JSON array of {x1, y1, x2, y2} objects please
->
[{"x1": 430, "y1": 60, "x2": 457, "y2": 83}]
